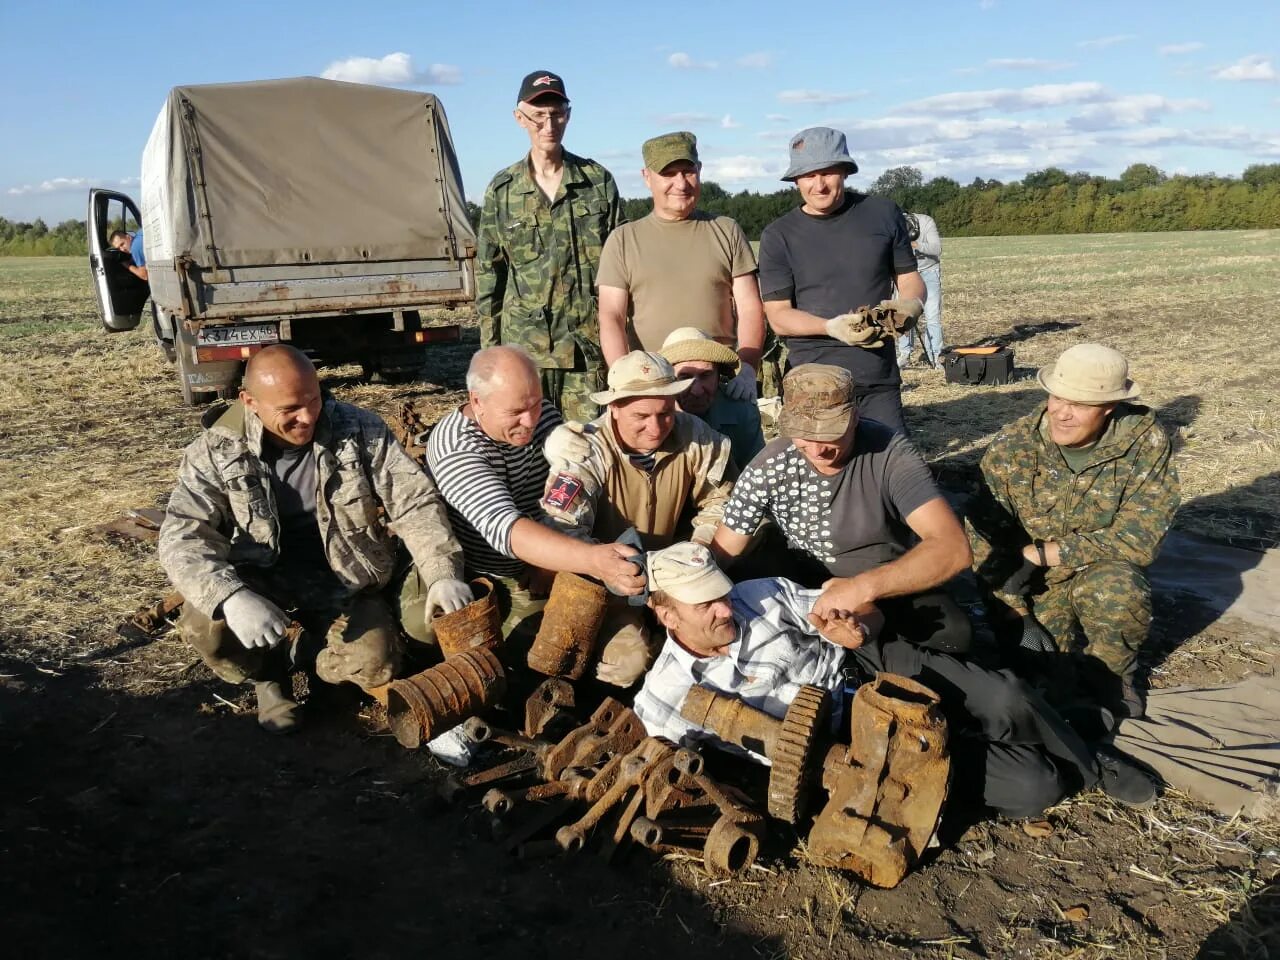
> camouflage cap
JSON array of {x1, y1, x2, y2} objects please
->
[
  {"x1": 643, "y1": 131, "x2": 699, "y2": 173},
  {"x1": 778, "y1": 364, "x2": 857, "y2": 441},
  {"x1": 647, "y1": 542, "x2": 734, "y2": 605}
]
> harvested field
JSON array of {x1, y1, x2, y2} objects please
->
[{"x1": 1, "y1": 232, "x2": 1277, "y2": 959}]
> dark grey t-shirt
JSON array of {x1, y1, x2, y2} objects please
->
[
  {"x1": 757, "y1": 193, "x2": 917, "y2": 390},
  {"x1": 263, "y1": 443, "x2": 339, "y2": 592},
  {"x1": 722, "y1": 422, "x2": 940, "y2": 577}
]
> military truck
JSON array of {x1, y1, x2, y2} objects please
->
[{"x1": 88, "y1": 77, "x2": 475, "y2": 404}]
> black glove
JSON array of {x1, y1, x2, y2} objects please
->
[
  {"x1": 1018, "y1": 614, "x2": 1057, "y2": 654},
  {"x1": 1000, "y1": 557, "x2": 1042, "y2": 597}
]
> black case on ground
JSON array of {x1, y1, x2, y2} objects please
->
[{"x1": 941, "y1": 346, "x2": 1015, "y2": 386}]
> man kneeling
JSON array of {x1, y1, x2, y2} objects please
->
[{"x1": 634, "y1": 542, "x2": 1158, "y2": 818}]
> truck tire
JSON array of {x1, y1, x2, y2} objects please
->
[{"x1": 152, "y1": 304, "x2": 176, "y2": 364}]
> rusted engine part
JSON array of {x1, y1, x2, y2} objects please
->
[
  {"x1": 438, "y1": 754, "x2": 539, "y2": 804},
  {"x1": 679, "y1": 683, "x2": 831, "y2": 823},
  {"x1": 807, "y1": 673, "x2": 950, "y2": 889},
  {"x1": 526, "y1": 571, "x2": 609, "y2": 679},
  {"x1": 524, "y1": 677, "x2": 575, "y2": 738},
  {"x1": 462, "y1": 716, "x2": 552, "y2": 758},
  {"x1": 384, "y1": 648, "x2": 506, "y2": 749},
  {"x1": 555, "y1": 737, "x2": 675, "y2": 852},
  {"x1": 433, "y1": 577, "x2": 502, "y2": 658},
  {"x1": 119, "y1": 591, "x2": 185, "y2": 640},
  {"x1": 389, "y1": 399, "x2": 437, "y2": 465},
  {"x1": 481, "y1": 767, "x2": 593, "y2": 816},
  {"x1": 629, "y1": 814, "x2": 763, "y2": 877},
  {"x1": 540, "y1": 698, "x2": 644, "y2": 782}
]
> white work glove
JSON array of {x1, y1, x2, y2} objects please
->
[
  {"x1": 692, "y1": 523, "x2": 717, "y2": 546},
  {"x1": 876, "y1": 297, "x2": 923, "y2": 334},
  {"x1": 596, "y1": 625, "x2": 652, "y2": 688},
  {"x1": 722, "y1": 361, "x2": 757, "y2": 402},
  {"x1": 426, "y1": 578, "x2": 473, "y2": 619},
  {"x1": 223, "y1": 589, "x2": 290, "y2": 650},
  {"x1": 825, "y1": 310, "x2": 883, "y2": 347},
  {"x1": 544, "y1": 421, "x2": 594, "y2": 467}
]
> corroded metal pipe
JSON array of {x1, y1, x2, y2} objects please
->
[
  {"x1": 680, "y1": 685, "x2": 780, "y2": 757},
  {"x1": 527, "y1": 572, "x2": 609, "y2": 679},
  {"x1": 385, "y1": 648, "x2": 506, "y2": 749},
  {"x1": 434, "y1": 577, "x2": 502, "y2": 658}
]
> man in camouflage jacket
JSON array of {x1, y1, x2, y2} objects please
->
[
  {"x1": 159, "y1": 346, "x2": 467, "y2": 732},
  {"x1": 966, "y1": 345, "x2": 1179, "y2": 717},
  {"x1": 477, "y1": 69, "x2": 625, "y2": 423}
]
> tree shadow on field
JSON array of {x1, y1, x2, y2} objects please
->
[
  {"x1": 0, "y1": 647, "x2": 782, "y2": 960},
  {"x1": 1196, "y1": 874, "x2": 1280, "y2": 959}
]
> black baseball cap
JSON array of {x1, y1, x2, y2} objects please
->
[{"x1": 517, "y1": 70, "x2": 568, "y2": 104}]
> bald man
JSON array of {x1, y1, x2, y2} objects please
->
[{"x1": 159, "y1": 345, "x2": 468, "y2": 733}]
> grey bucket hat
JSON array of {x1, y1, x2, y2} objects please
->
[{"x1": 781, "y1": 126, "x2": 858, "y2": 181}]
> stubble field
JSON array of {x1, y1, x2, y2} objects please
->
[{"x1": 0, "y1": 230, "x2": 1277, "y2": 959}]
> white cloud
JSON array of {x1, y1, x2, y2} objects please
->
[
  {"x1": 668, "y1": 52, "x2": 718, "y2": 70},
  {"x1": 898, "y1": 81, "x2": 1107, "y2": 115},
  {"x1": 986, "y1": 58, "x2": 1074, "y2": 71},
  {"x1": 1159, "y1": 42, "x2": 1204, "y2": 56},
  {"x1": 720, "y1": 114, "x2": 741, "y2": 129},
  {"x1": 1070, "y1": 94, "x2": 1210, "y2": 130},
  {"x1": 702, "y1": 155, "x2": 783, "y2": 181},
  {"x1": 765, "y1": 113, "x2": 790, "y2": 122},
  {"x1": 654, "y1": 112, "x2": 715, "y2": 126},
  {"x1": 321, "y1": 52, "x2": 460, "y2": 86},
  {"x1": 777, "y1": 89, "x2": 867, "y2": 105},
  {"x1": 7, "y1": 177, "x2": 94, "y2": 195},
  {"x1": 1078, "y1": 34, "x2": 1136, "y2": 50},
  {"x1": 1214, "y1": 55, "x2": 1277, "y2": 82},
  {"x1": 736, "y1": 52, "x2": 773, "y2": 69}
]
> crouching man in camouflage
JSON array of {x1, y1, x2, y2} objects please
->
[
  {"x1": 540, "y1": 351, "x2": 738, "y2": 686},
  {"x1": 159, "y1": 345, "x2": 470, "y2": 733},
  {"x1": 967, "y1": 344, "x2": 1179, "y2": 719}
]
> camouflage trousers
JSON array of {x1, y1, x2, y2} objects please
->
[
  {"x1": 1029, "y1": 559, "x2": 1151, "y2": 679},
  {"x1": 541, "y1": 366, "x2": 603, "y2": 425}
]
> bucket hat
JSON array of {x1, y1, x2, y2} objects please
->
[
  {"x1": 659, "y1": 327, "x2": 740, "y2": 369},
  {"x1": 590, "y1": 351, "x2": 692, "y2": 405},
  {"x1": 781, "y1": 127, "x2": 858, "y2": 181},
  {"x1": 1037, "y1": 344, "x2": 1141, "y2": 404}
]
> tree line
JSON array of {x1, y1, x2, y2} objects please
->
[{"x1": 6, "y1": 163, "x2": 1278, "y2": 256}]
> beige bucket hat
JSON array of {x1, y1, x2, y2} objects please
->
[
  {"x1": 778, "y1": 363, "x2": 857, "y2": 441},
  {"x1": 659, "y1": 327, "x2": 740, "y2": 369},
  {"x1": 590, "y1": 350, "x2": 693, "y2": 405},
  {"x1": 647, "y1": 542, "x2": 734, "y2": 605},
  {"x1": 1037, "y1": 344, "x2": 1141, "y2": 404}
]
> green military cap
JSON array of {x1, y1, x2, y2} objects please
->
[{"x1": 643, "y1": 131, "x2": 699, "y2": 173}]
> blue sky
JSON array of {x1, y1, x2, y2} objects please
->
[{"x1": 2, "y1": 0, "x2": 1278, "y2": 223}]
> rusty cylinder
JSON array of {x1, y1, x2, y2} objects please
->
[
  {"x1": 386, "y1": 648, "x2": 506, "y2": 749},
  {"x1": 679, "y1": 685, "x2": 782, "y2": 758},
  {"x1": 434, "y1": 577, "x2": 502, "y2": 658},
  {"x1": 527, "y1": 571, "x2": 609, "y2": 679}
]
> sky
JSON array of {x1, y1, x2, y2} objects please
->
[{"x1": 2, "y1": 0, "x2": 1279, "y2": 223}]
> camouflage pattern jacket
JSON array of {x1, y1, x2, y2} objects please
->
[
  {"x1": 967, "y1": 403, "x2": 1179, "y2": 600},
  {"x1": 476, "y1": 150, "x2": 624, "y2": 368},
  {"x1": 541, "y1": 412, "x2": 738, "y2": 550},
  {"x1": 159, "y1": 396, "x2": 464, "y2": 617}
]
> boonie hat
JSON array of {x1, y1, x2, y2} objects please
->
[
  {"x1": 659, "y1": 327, "x2": 740, "y2": 370},
  {"x1": 517, "y1": 70, "x2": 568, "y2": 104},
  {"x1": 590, "y1": 350, "x2": 693, "y2": 405},
  {"x1": 643, "y1": 131, "x2": 699, "y2": 173},
  {"x1": 781, "y1": 126, "x2": 858, "y2": 181},
  {"x1": 647, "y1": 542, "x2": 734, "y2": 605},
  {"x1": 778, "y1": 364, "x2": 857, "y2": 441},
  {"x1": 1037, "y1": 344, "x2": 1141, "y2": 404}
]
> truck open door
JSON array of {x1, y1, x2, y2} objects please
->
[{"x1": 87, "y1": 188, "x2": 150, "y2": 332}]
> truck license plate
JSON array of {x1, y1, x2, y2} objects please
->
[{"x1": 197, "y1": 323, "x2": 279, "y2": 346}]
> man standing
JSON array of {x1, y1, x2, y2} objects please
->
[
  {"x1": 540, "y1": 351, "x2": 738, "y2": 685},
  {"x1": 758, "y1": 128, "x2": 924, "y2": 433},
  {"x1": 597, "y1": 132, "x2": 763, "y2": 405},
  {"x1": 966, "y1": 344, "x2": 1179, "y2": 718},
  {"x1": 896, "y1": 212, "x2": 944, "y2": 369},
  {"x1": 712, "y1": 364, "x2": 973, "y2": 654},
  {"x1": 476, "y1": 70, "x2": 625, "y2": 423},
  {"x1": 159, "y1": 346, "x2": 470, "y2": 733},
  {"x1": 659, "y1": 327, "x2": 765, "y2": 469}
]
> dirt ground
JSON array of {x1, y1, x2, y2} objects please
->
[{"x1": 1, "y1": 236, "x2": 1278, "y2": 959}]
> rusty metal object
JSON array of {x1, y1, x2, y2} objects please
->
[
  {"x1": 438, "y1": 754, "x2": 538, "y2": 804},
  {"x1": 555, "y1": 738, "x2": 674, "y2": 852},
  {"x1": 434, "y1": 577, "x2": 502, "y2": 658},
  {"x1": 679, "y1": 683, "x2": 831, "y2": 823},
  {"x1": 390, "y1": 399, "x2": 434, "y2": 465},
  {"x1": 540, "y1": 698, "x2": 642, "y2": 781},
  {"x1": 385, "y1": 648, "x2": 506, "y2": 749},
  {"x1": 807, "y1": 673, "x2": 950, "y2": 888},
  {"x1": 526, "y1": 571, "x2": 608, "y2": 679},
  {"x1": 462, "y1": 716, "x2": 552, "y2": 758},
  {"x1": 524, "y1": 678, "x2": 575, "y2": 738},
  {"x1": 120, "y1": 591, "x2": 185, "y2": 640},
  {"x1": 702, "y1": 817, "x2": 763, "y2": 876}
]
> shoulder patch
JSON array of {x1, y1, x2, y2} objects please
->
[{"x1": 544, "y1": 473, "x2": 584, "y2": 511}]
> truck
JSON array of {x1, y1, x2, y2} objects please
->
[{"x1": 88, "y1": 76, "x2": 476, "y2": 404}]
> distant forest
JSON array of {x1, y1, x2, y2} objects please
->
[{"x1": 5, "y1": 162, "x2": 1278, "y2": 256}]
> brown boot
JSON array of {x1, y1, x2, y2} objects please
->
[{"x1": 254, "y1": 681, "x2": 301, "y2": 734}]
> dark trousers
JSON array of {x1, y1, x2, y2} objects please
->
[
  {"x1": 856, "y1": 388, "x2": 906, "y2": 435},
  {"x1": 850, "y1": 639, "x2": 1101, "y2": 819}
]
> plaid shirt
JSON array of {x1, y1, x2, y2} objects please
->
[{"x1": 633, "y1": 578, "x2": 847, "y2": 764}]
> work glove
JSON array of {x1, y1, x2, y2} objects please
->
[
  {"x1": 223, "y1": 589, "x2": 290, "y2": 650},
  {"x1": 999, "y1": 557, "x2": 1042, "y2": 597},
  {"x1": 876, "y1": 297, "x2": 923, "y2": 335},
  {"x1": 825, "y1": 309, "x2": 885, "y2": 348},
  {"x1": 426, "y1": 578, "x2": 473, "y2": 619},
  {"x1": 1018, "y1": 613, "x2": 1057, "y2": 654},
  {"x1": 595, "y1": 621, "x2": 652, "y2": 688},
  {"x1": 691, "y1": 523, "x2": 718, "y2": 546},
  {"x1": 722, "y1": 361, "x2": 757, "y2": 402},
  {"x1": 544, "y1": 420, "x2": 594, "y2": 468}
]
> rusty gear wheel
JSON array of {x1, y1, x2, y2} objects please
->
[{"x1": 767, "y1": 684, "x2": 830, "y2": 823}]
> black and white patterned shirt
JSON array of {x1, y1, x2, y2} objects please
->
[{"x1": 426, "y1": 401, "x2": 561, "y2": 577}]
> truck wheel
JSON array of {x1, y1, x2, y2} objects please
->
[{"x1": 152, "y1": 304, "x2": 176, "y2": 364}]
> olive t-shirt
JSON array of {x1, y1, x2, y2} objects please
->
[
  {"x1": 722, "y1": 422, "x2": 940, "y2": 577},
  {"x1": 596, "y1": 211, "x2": 757, "y2": 350}
]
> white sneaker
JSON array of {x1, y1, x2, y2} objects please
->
[{"x1": 426, "y1": 726, "x2": 475, "y2": 768}]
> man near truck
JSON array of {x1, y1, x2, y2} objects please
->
[
  {"x1": 477, "y1": 70, "x2": 625, "y2": 424},
  {"x1": 109, "y1": 229, "x2": 148, "y2": 283},
  {"x1": 159, "y1": 345, "x2": 472, "y2": 734}
]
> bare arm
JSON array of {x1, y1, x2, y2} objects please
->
[
  {"x1": 710, "y1": 522, "x2": 753, "y2": 566},
  {"x1": 598, "y1": 284, "x2": 631, "y2": 366},
  {"x1": 763, "y1": 299, "x2": 829, "y2": 338},
  {"x1": 892, "y1": 270, "x2": 926, "y2": 304},
  {"x1": 731, "y1": 274, "x2": 765, "y2": 369},
  {"x1": 127, "y1": 264, "x2": 149, "y2": 282},
  {"x1": 812, "y1": 497, "x2": 972, "y2": 618},
  {"x1": 509, "y1": 518, "x2": 644, "y2": 594}
]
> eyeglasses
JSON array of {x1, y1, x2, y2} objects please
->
[{"x1": 518, "y1": 106, "x2": 571, "y2": 127}]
